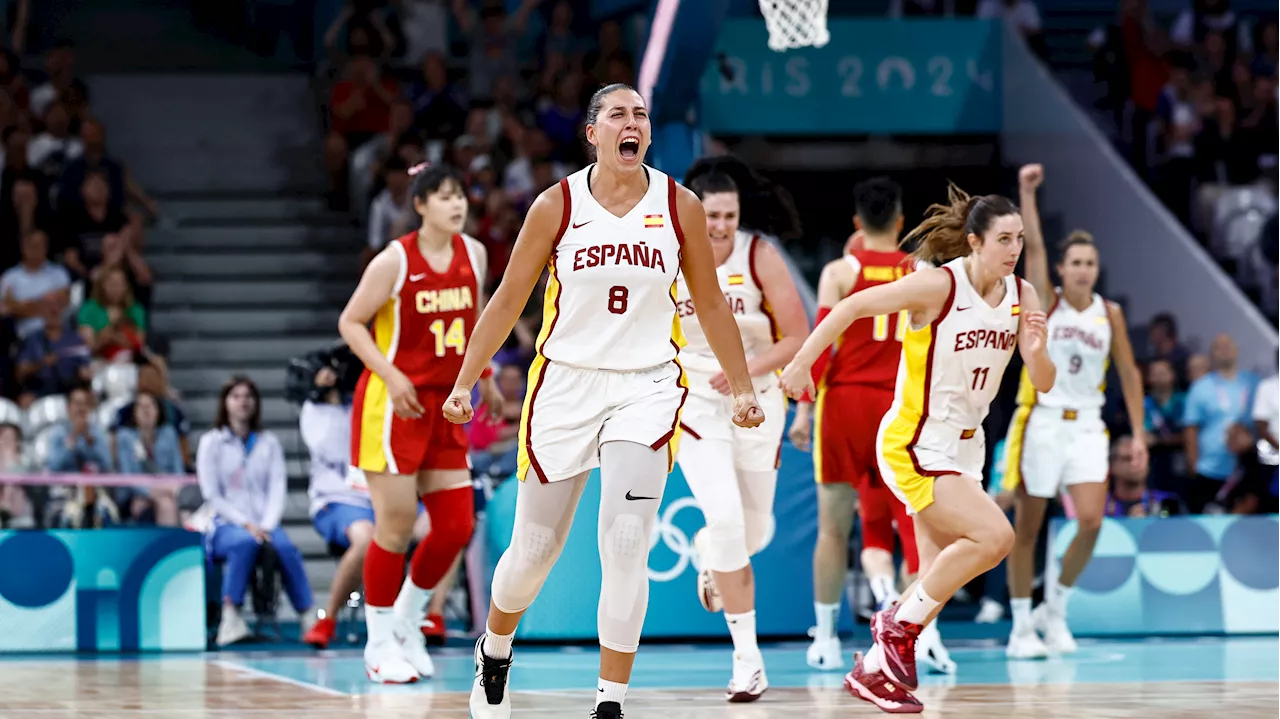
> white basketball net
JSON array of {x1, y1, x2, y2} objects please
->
[{"x1": 758, "y1": 0, "x2": 831, "y2": 52}]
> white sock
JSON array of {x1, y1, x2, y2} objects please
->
[
  {"x1": 868, "y1": 574, "x2": 899, "y2": 606},
  {"x1": 814, "y1": 602, "x2": 840, "y2": 640},
  {"x1": 597, "y1": 678, "x2": 628, "y2": 707},
  {"x1": 364, "y1": 605, "x2": 396, "y2": 643},
  {"x1": 1010, "y1": 598, "x2": 1032, "y2": 632},
  {"x1": 393, "y1": 575, "x2": 432, "y2": 622},
  {"x1": 483, "y1": 625, "x2": 514, "y2": 659},
  {"x1": 895, "y1": 584, "x2": 940, "y2": 625},
  {"x1": 863, "y1": 643, "x2": 884, "y2": 673},
  {"x1": 1048, "y1": 581, "x2": 1073, "y2": 613},
  {"x1": 725, "y1": 610, "x2": 760, "y2": 657}
]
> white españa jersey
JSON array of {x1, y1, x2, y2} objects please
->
[
  {"x1": 1016, "y1": 290, "x2": 1110, "y2": 410},
  {"x1": 881, "y1": 257, "x2": 1022, "y2": 455},
  {"x1": 673, "y1": 230, "x2": 778, "y2": 376},
  {"x1": 535, "y1": 164, "x2": 685, "y2": 371}
]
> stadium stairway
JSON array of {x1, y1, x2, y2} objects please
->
[{"x1": 89, "y1": 73, "x2": 363, "y2": 623}]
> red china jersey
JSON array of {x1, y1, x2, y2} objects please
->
[
  {"x1": 821, "y1": 248, "x2": 920, "y2": 390},
  {"x1": 366, "y1": 232, "x2": 482, "y2": 389}
]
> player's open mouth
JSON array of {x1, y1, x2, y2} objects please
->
[{"x1": 619, "y1": 136, "x2": 641, "y2": 161}]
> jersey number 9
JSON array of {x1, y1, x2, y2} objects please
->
[
  {"x1": 429, "y1": 317, "x2": 466, "y2": 356},
  {"x1": 872, "y1": 310, "x2": 909, "y2": 342}
]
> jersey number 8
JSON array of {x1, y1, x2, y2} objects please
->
[
  {"x1": 429, "y1": 317, "x2": 466, "y2": 357},
  {"x1": 872, "y1": 310, "x2": 910, "y2": 342},
  {"x1": 607, "y1": 285, "x2": 629, "y2": 315}
]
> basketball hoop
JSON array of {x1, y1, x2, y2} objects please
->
[{"x1": 758, "y1": 0, "x2": 831, "y2": 52}]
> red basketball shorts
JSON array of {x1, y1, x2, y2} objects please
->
[{"x1": 351, "y1": 378, "x2": 470, "y2": 476}]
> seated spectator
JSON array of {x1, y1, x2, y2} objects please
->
[
  {"x1": 1142, "y1": 313, "x2": 1190, "y2": 385},
  {"x1": 467, "y1": 363, "x2": 524, "y2": 480},
  {"x1": 407, "y1": 51, "x2": 467, "y2": 141},
  {"x1": 365, "y1": 155, "x2": 413, "y2": 262},
  {"x1": 0, "y1": 422, "x2": 36, "y2": 528},
  {"x1": 14, "y1": 301, "x2": 91, "y2": 406},
  {"x1": 349, "y1": 98, "x2": 415, "y2": 217},
  {"x1": 111, "y1": 359, "x2": 192, "y2": 468},
  {"x1": 114, "y1": 390, "x2": 182, "y2": 526},
  {"x1": 29, "y1": 39, "x2": 88, "y2": 122},
  {"x1": 197, "y1": 377, "x2": 314, "y2": 647},
  {"x1": 1143, "y1": 358, "x2": 1187, "y2": 491},
  {"x1": 58, "y1": 170, "x2": 145, "y2": 287},
  {"x1": 299, "y1": 366, "x2": 373, "y2": 649},
  {"x1": 45, "y1": 384, "x2": 111, "y2": 474},
  {"x1": 76, "y1": 265, "x2": 147, "y2": 363},
  {"x1": 27, "y1": 101, "x2": 81, "y2": 181},
  {"x1": 1106, "y1": 435, "x2": 1185, "y2": 517},
  {"x1": 0, "y1": 128, "x2": 51, "y2": 265},
  {"x1": 57, "y1": 117, "x2": 158, "y2": 218},
  {"x1": 1182, "y1": 334, "x2": 1257, "y2": 512},
  {"x1": 451, "y1": 0, "x2": 541, "y2": 104},
  {"x1": 325, "y1": 55, "x2": 399, "y2": 211},
  {"x1": 0, "y1": 229, "x2": 70, "y2": 339}
]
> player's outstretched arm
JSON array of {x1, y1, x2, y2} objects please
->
[
  {"x1": 1018, "y1": 164, "x2": 1053, "y2": 307},
  {"x1": 453, "y1": 184, "x2": 562, "y2": 393},
  {"x1": 1017, "y1": 279, "x2": 1056, "y2": 393}
]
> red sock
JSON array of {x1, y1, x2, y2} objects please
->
[
  {"x1": 363, "y1": 539, "x2": 405, "y2": 608},
  {"x1": 409, "y1": 486, "x2": 476, "y2": 589}
]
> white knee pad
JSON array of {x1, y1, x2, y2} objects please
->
[
  {"x1": 700, "y1": 519, "x2": 749, "y2": 573},
  {"x1": 744, "y1": 510, "x2": 775, "y2": 557},
  {"x1": 598, "y1": 512, "x2": 649, "y2": 652},
  {"x1": 492, "y1": 521, "x2": 560, "y2": 612}
]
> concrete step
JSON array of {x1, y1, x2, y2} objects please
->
[
  {"x1": 147, "y1": 225, "x2": 361, "y2": 251},
  {"x1": 148, "y1": 251, "x2": 354, "y2": 279},
  {"x1": 152, "y1": 279, "x2": 355, "y2": 309},
  {"x1": 151, "y1": 308, "x2": 339, "y2": 337},
  {"x1": 160, "y1": 196, "x2": 329, "y2": 223},
  {"x1": 185, "y1": 394, "x2": 300, "y2": 428},
  {"x1": 168, "y1": 365, "x2": 289, "y2": 396},
  {"x1": 168, "y1": 335, "x2": 337, "y2": 366}
]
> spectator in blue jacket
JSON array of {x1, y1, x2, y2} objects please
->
[
  {"x1": 115, "y1": 390, "x2": 183, "y2": 526},
  {"x1": 1182, "y1": 334, "x2": 1258, "y2": 512},
  {"x1": 198, "y1": 376, "x2": 314, "y2": 647}
]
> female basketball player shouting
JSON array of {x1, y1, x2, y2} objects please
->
[
  {"x1": 674, "y1": 155, "x2": 807, "y2": 702},
  {"x1": 1002, "y1": 164, "x2": 1146, "y2": 659},
  {"x1": 443, "y1": 83, "x2": 764, "y2": 719},
  {"x1": 781, "y1": 184, "x2": 1056, "y2": 713},
  {"x1": 339, "y1": 163, "x2": 499, "y2": 684}
]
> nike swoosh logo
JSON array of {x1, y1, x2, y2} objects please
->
[
  {"x1": 409, "y1": 273, "x2": 427, "y2": 282},
  {"x1": 625, "y1": 490, "x2": 658, "y2": 501},
  {"x1": 572, "y1": 220, "x2": 593, "y2": 229},
  {"x1": 653, "y1": 378, "x2": 664, "y2": 383},
  {"x1": 955, "y1": 305, "x2": 969, "y2": 311}
]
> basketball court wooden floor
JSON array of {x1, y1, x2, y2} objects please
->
[{"x1": 3, "y1": 635, "x2": 1275, "y2": 717}]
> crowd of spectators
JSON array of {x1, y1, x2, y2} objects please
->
[{"x1": 0, "y1": 38, "x2": 185, "y2": 532}]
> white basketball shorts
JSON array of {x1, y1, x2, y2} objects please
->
[
  {"x1": 676, "y1": 369, "x2": 787, "y2": 472},
  {"x1": 1005, "y1": 405, "x2": 1109, "y2": 499},
  {"x1": 517, "y1": 359, "x2": 688, "y2": 483}
]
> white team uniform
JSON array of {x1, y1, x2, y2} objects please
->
[
  {"x1": 673, "y1": 230, "x2": 787, "y2": 470},
  {"x1": 1002, "y1": 290, "x2": 1111, "y2": 498},
  {"x1": 877, "y1": 257, "x2": 1023, "y2": 515},
  {"x1": 516, "y1": 165, "x2": 689, "y2": 483}
]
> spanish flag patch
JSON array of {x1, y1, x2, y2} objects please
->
[
  {"x1": 727, "y1": 274, "x2": 744, "y2": 285},
  {"x1": 1011, "y1": 304, "x2": 1021, "y2": 316},
  {"x1": 644, "y1": 214, "x2": 664, "y2": 228}
]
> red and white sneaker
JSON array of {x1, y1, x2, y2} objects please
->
[
  {"x1": 302, "y1": 616, "x2": 336, "y2": 649},
  {"x1": 844, "y1": 652, "x2": 924, "y2": 714},
  {"x1": 872, "y1": 606, "x2": 923, "y2": 690}
]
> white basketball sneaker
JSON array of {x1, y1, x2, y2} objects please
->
[
  {"x1": 395, "y1": 616, "x2": 436, "y2": 678},
  {"x1": 806, "y1": 630, "x2": 845, "y2": 670},
  {"x1": 1005, "y1": 625, "x2": 1050, "y2": 660},
  {"x1": 726, "y1": 651, "x2": 768, "y2": 702},
  {"x1": 692, "y1": 529, "x2": 723, "y2": 613},
  {"x1": 469, "y1": 636, "x2": 513, "y2": 719},
  {"x1": 364, "y1": 607, "x2": 419, "y2": 684},
  {"x1": 916, "y1": 621, "x2": 956, "y2": 675},
  {"x1": 1032, "y1": 603, "x2": 1078, "y2": 655}
]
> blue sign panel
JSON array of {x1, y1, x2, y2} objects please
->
[
  {"x1": 699, "y1": 19, "x2": 1002, "y2": 134},
  {"x1": 0, "y1": 528, "x2": 207, "y2": 652},
  {"x1": 484, "y1": 422, "x2": 860, "y2": 640},
  {"x1": 1048, "y1": 515, "x2": 1279, "y2": 636}
]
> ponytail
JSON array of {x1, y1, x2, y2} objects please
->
[
  {"x1": 902, "y1": 182, "x2": 1019, "y2": 265},
  {"x1": 683, "y1": 154, "x2": 804, "y2": 240}
]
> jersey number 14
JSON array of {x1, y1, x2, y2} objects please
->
[{"x1": 429, "y1": 317, "x2": 466, "y2": 356}]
